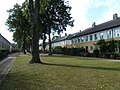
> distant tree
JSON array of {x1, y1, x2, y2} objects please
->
[
  {"x1": 6, "y1": 3, "x2": 31, "y2": 54},
  {"x1": 40, "y1": 13, "x2": 48, "y2": 54},
  {"x1": 42, "y1": 0, "x2": 74, "y2": 55}
]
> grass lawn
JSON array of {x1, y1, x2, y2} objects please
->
[{"x1": 0, "y1": 55, "x2": 120, "y2": 90}]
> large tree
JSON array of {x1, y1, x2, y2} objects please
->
[{"x1": 6, "y1": 0, "x2": 73, "y2": 63}]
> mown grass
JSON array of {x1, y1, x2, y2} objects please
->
[{"x1": 0, "y1": 55, "x2": 120, "y2": 90}]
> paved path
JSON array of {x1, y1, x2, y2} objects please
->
[{"x1": 0, "y1": 53, "x2": 19, "y2": 84}]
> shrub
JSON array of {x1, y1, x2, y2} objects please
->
[
  {"x1": 93, "y1": 48, "x2": 99, "y2": 57},
  {"x1": 53, "y1": 46, "x2": 63, "y2": 54},
  {"x1": 0, "y1": 49, "x2": 10, "y2": 58}
]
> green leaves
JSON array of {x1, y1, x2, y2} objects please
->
[{"x1": 6, "y1": 2, "x2": 32, "y2": 52}]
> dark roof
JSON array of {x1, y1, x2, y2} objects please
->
[
  {"x1": 71, "y1": 18, "x2": 120, "y2": 38},
  {"x1": 52, "y1": 35, "x2": 68, "y2": 43},
  {"x1": 0, "y1": 34, "x2": 11, "y2": 44},
  {"x1": 66, "y1": 32, "x2": 79, "y2": 40},
  {"x1": 51, "y1": 32, "x2": 79, "y2": 43}
]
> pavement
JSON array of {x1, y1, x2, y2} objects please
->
[{"x1": 0, "y1": 53, "x2": 19, "y2": 84}]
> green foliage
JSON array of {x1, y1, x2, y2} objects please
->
[
  {"x1": 40, "y1": 0, "x2": 74, "y2": 55},
  {"x1": 6, "y1": 0, "x2": 74, "y2": 56},
  {"x1": 0, "y1": 49, "x2": 9, "y2": 58},
  {"x1": 10, "y1": 49, "x2": 19, "y2": 53},
  {"x1": 107, "y1": 39, "x2": 117, "y2": 53},
  {"x1": 96, "y1": 39, "x2": 107, "y2": 53},
  {"x1": 53, "y1": 46, "x2": 63, "y2": 54},
  {"x1": 95, "y1": 39, "x2": 120, "y2": 58},
  {"x1": 6, "y1": 3, "x2": 31, "y2": 54},
  {"x1": 93, "y1": 48, "x2": 99, "y2": 57},
  {"x1": 53, "y1": 47, "x2": 86, "y2": 56}
]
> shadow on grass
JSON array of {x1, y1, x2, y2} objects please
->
[{"x1": 42, "y1": 62, "x2": 120, "y2": 72}]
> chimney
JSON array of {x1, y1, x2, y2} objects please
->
[
  {"x1": 92, "y1": 22, "x2": 96, "y2": 27},
  {"x1": 113, "y1": 13, "x2": 118, "y2": 20},
  {"x1": 79, "y1": 30, "x2": 81, "y2": 32},
  {"x1": 65, "y1": 33, "x2": 67, "y2": 36}
]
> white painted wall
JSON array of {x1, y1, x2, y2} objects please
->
[{"x1": 71, "y1": 26, "x2": 120, "y2": 44}]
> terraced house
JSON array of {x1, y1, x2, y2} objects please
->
[
  {"x1": 41, "y1": 14, "x2": 120, "y2": 53},
  {"x1": 70, "y1": 13, "x2": 120, "y2": 53},
  {"x1": 51, "y1": 33, "x2": 78, "y2": 48},
  {"x1": 40, "y1": 33, "x2": 78, "y2": 50}
]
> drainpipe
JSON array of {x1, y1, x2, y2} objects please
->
[{"x1": 112, "y1": 29, "x2": 114, "y2": 39}]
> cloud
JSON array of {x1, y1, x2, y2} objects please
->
[
  {"x1": 66, "y1": 0, "x2": 91, "y2": 34},
  {"x1": 66, "y1": 0, "x2": 120, "y2": 35},
  {"x1": 97, "y1": 0, "x2": 120, "y2": 24}
]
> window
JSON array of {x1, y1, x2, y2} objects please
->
[
  {"x1": 90, "y1": 46, "x2": 93, "y2": 53},
  {"x1": 94, "y1": 34, "x2": 97, "y2": 40},
  {"x1": 100, "y1": 33, "x2": 104, "y2": 40},
  {"x1": 107, "y1": 30, "x2": 112, "y2": 39},
  {"x1": 75, "y1": 39, "x2": 77, "y2": 44},
  {"x1": 85, "y1": 46, "x2": 88, "y2": 53},
  {"x1": 72, "y1": 39, "x2": 74, "y2": 44},
  {"x1": 90, "y1": 35, "x2": 93, "y2": 41},
  {"x1": 85, "y1": 36, "x2": 88, "y2": 42},
  {"x1": 78, "y1": 38, "x2": 80, "y2": 43},
  {"x1": 81, "y1": 37, "x2": 84, "y2": 42},
  {"x1": 115, "y1": 29, "x2": 120, "y2": 37}
]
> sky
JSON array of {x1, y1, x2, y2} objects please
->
[{"x1": 0, "y1": 0, "x2": 120, "y2": 43}]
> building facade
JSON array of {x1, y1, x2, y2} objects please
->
[
  {"x1": 40, "y1": 14, "x2": 120, "y2": 53},
  {"x1": 0, "y1": 34, "x2": 11, "y2": 50},
  {"x1": 70, "y1": 14, "x2": 120, "y2": 53}
]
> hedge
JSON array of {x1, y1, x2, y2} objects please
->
[{"x1": 0, "y1": 49, "x2": 9, "y2": 58}]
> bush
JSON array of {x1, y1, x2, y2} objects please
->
[
  {"x1": 53, "y1": 46, "x2": 63, "y2": 54},
  {"x1": 0, "y1": 50, "x2": 4, "y2": 58},
  {"x1": 0, "y1": 49, "x2": 10, "y2": 59},
  {"x1": 62, "y1": 47, "x2": 86, "y2": 56},
  {"x1": 93, "y1": 48, "x2": 99, "y2": 57}
]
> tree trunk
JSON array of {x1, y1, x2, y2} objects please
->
[
  {"x1": 29, "y1": 26, "x2": 41, "y2": 63},
  {"x1": 48, "y1": 28, "x2": 52, "y2": 55},
  {"x1": 23, "y1": 30, "x2": 26, "y2": 54},
  {"x1": 29, "y1": 0, "x2": 42, "y2": 63},
  {"x1": 43, "y1": 33, "x2": 46, "y2": 54}
]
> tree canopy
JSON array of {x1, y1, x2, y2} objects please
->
[
  {"x1": 6, "y1": 3, "x2": 31, "y2": 54},
  {"x1": 41, "y1": 0, "x2": 74, "y2": 55},
  {"x1": 6, "y1": 0, "x2": 74, "y2": 63}
]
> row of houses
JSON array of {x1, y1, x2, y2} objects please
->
[
  {"x1": 40, "y1": 13, "x2": 120, "y2": 53},
  {"x1": 0, "y1": 33, "x2": 17, "y2": 51}
]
